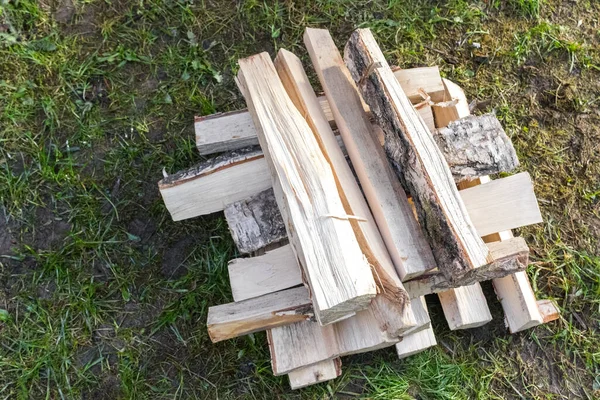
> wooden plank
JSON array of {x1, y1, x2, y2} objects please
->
[
  {"x1": 393, "y1": 66, "x2": 446, "y2": 103},
  {"x1": 435, "y1": 114, "x2": 519, "y2": 180},
  {"x1": 159, "y1": 146, "x2": 271, "y2": 220},
  {"x1": 403, "y1": 237, "x2": 530, "y2": 298},
  {"x1": 304, "y1": 27, "x2": 436, "y2": 281},
  {"x1": 274, "y1": 48, "x2": 413, "y2": 335},
  {"x1": 237, "y1": 52, "x2": 376, "y2": 325},
  {"x1": 345, "y1": 28, "x2": 491, "y2": 282},
  {"x1": 224, "y1": 188, "x2": 287, "y2": 254},
  {"x1": 438, "y1": 283, "x2": 493, "y2": 330},
  {"x1": 228, "y1": 245, "x2": 301, "y2": 302},
  {"x1": 396, "y1": 297, "x2": 437, "y2": 359},
  {"x1": 206, "y1": 286, "x2": 312, "y2": 343},
  {"x1": 288, "y1": 359, "x2": 342, "y2": 390},
  {"x1": 194, "y1": 110, "x2": 259, "y2": 155}
]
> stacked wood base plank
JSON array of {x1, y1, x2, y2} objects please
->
[{"x1": 158, "y1": 28, "x2": 560, "y2": 390}]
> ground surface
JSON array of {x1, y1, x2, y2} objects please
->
[{"x1": 0, "y1": 0, "x2": 599, "y2": 398}]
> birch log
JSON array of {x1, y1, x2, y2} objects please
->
[{"x1": 237, "y1": 52, "x2": 376, "y2": 324}]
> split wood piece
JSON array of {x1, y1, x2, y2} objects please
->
[
  {"x1": 345, "y1": 28, "x2": 491, "y2": 283},
  {"x1": 194, "y1": 68, "x2": 441, "y2": 156},
  {"x1": 438, "y1": 283, "x2": 493, "y2": 330},
  {"x1": 268, "y1": 320, "x2": 338, "y2": 375},
  {"x1": 435, "y1": 114, "x2": 519, "y2": 180},
  {"x1": 206, "y1": 286, "x2": 313, "y2": 343},
  {"x1": 403, "y1": 237, "x2": 529, "y2": 298},
  {"x1": 194, "y1": 97, "x2": 335, "y2": 155},
  {"x1": 228, "y1": 245, "x2": 301, "y2": 302},
  {"x1": 396, "y1": 297, "x2": 437, "y2": 359},
  {"x1": 237, "y1": 52, "x2": 376, "y2": 325},
  {"x1": 392, "y1": 66, "x2": 446, "y2": 103},
  {"x1": 224, "y1": 188, "x2": 287, "y2": 254},
  {"x1": 288, "y1": 359, "x2": 342, "y2": 390},
  {"x1": 159, "y1": 146, "x2": 270, "y2": 220},
  {"x1": 274, "y1": 48, "x2": 413, "y2": 335},
  {"x1": 304, "y1": 27, "x2": 436, "y2": 280}
]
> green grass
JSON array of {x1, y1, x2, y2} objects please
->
[{"x1": 0, "y1": 0, "x2": 599, "y2": 398}]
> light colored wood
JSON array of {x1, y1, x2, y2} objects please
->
[
  {"x1": 304, "y1": 27, "x2": 436, "y2": 281},
  {"x1": 194, "y1": 110, "x2": 259, "y2": 155},
  {"x1": 159, "y1": 147, "x2": 271, "y2": 220},
  {"x1": 396, "y1": 325, "x2": 437, "y2": 359},
  {"x1": 537, "y1": 299, "x2": 560, "y2": 323},
  {"x1": 237, "y1": 52, "x2": 376, "y2": 325},
  {"x1": 268, "y1": 320, "x2": 338, "y2": 375},
  {"x1": 274, "y1": 48, "x2": 413, "y2": 335},
  {"x1": 228, "y1": 245, "x2": 301, "y2": 302},
  {"x1": 418, "y1": 104, "x2": 436, "y2": 132},
  {"x1": 403, "y1": 296, "x2": 432, "y2": 336},
  {"x1": 432, "y1": 100, "x2": 460, "y2": 128},
  {"x1": 393, "y1": 66, "x2": 446, "y2": 103},
  {"x1": 460, "y1": 175, "x2": 546, "y2": 334},
  {"x1": 206, "y1": 286, "x2": 312, "y2": 343},
  {"x1": 403, "y1": 237, "x2": 530, "y2": 298},
  {"x1": 224, "y1": 188, "x2": 286, "y2": 254},
  {"x1": 438, "y1": 283, "x2": 493, "y2": 330},
  {"x1": 288, "y1": 358, "x2": 342, "y2": 390},
  {"x1": 396, "y1": 297, "x2": 437, "y2": 359},
  {"x1": 345, "y1": 28, "x2": 491, "y2": 282},
  {"x1": 493, "y1": 271, "x2": 543, "y2": 332},
  {"x1": 442, "y1": 78, "x2": 470, "y2": 117}
]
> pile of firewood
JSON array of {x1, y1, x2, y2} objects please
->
[{"x1": 157, "y1": 28, "x2": 559, "y2": 389}]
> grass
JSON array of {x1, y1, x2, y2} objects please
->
[{"x1": 0, "y1": 0, "x2": 599, "y2": 398}]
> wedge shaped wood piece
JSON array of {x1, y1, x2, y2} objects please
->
[
  {"x1": 207, "y1": 286, "x2": 313, "y2": 343},
  {"x1": 393, "y1": 66, "x2": 446, "y2": 103},
  {"x1": 274, "y1": 48, "x2": 413, "y2": 335},
  {"x1": 344, "y1": 28, "x2": 491, "y2": 283},
  {"x1": 304, "y1": 27, "x2": 436, "y2": 281},
  {"x1": 159, "y1": 146, "x2": 271, "y2": 220},
  {"x1": 236, "y1": 52, "x2": 376, "y2": 325},
  {"x1": 288, "y1": 359, "x2": 342, "y2": 390}
]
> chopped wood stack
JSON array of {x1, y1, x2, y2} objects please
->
[{"x1": 158, "y1": 27, "x2": 560, "y2": 390}]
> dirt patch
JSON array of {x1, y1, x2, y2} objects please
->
[
  {"x1": 161, "y1": 236, "x2": 195, "y2": 279},
  {"x1": 31, "y1": 206, "x2": 71, "y2": 251},
  {"x1": 82, "y1": 374, "x2": 122, "y2": 400}
]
